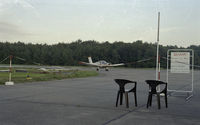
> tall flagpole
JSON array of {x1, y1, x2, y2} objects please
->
[{"x1": 156, "y1": 12, "x2": 160, "y2": 81}]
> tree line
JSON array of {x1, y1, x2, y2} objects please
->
[{"x1": 0, "y1": 40, "x2": 200, "y2": 68}]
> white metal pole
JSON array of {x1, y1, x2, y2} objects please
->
[
  {"x1": 156, "y1": 12, "x2": 160, "y2": 81},
  {"x1": 192, "y1": 50, "x2": 194, "y2": 92},
  {"x1": 9, "y1": 55, "x2": 12, "y2": 82},
  {"x1": 5, "y1": 55, "x2": 14, "y2": 85},
  {"x1": 166, "y1": 50, "x2": 169, "y2": 84}
]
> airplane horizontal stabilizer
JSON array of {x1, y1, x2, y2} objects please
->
[{"x1": 107, "y1": 63, "x2": 125, "y2": 67}]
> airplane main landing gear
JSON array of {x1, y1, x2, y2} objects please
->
[
  {"x1": 96, "y1": 67, "x2": 99, "y2": 71},
  {"x1": 105, "y1": 67, "x2": 109, "y2": 71}
]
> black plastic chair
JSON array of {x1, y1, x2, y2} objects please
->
[
  {"x1": 145, "y1": 80, "x2": 168, "y2": 109},
  {"x1": 114, "y1": 79, "x2": 137, "y2": 108}
]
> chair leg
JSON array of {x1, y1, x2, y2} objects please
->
[
  {"x1": 150, "y1": 94, "x2": 152, "y2": 106},
  {"x1": 120, "y1": 92, "x2": 123, "y2": 105},
  {"x1": 116, "y1": 91, "x2": 120, "y2": 107},
  {"x1": 165, "y1": 93, "x2": 168, "y2": 108},
  {"x1": 134, "y1": 92, "x2": 137, "y2": 107},
  {"x1": 157, "y1": 93, "x2": 161, "y2": 109},
  {"x1": 147, "y1": 94, "x2": 151, "y2": 108},
  {"x1": 125, "y1": 92, "x2": 129, "y2": 108}
]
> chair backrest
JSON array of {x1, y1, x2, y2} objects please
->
[
  {"x1": 145, "y1": 80, "x2": 167, "y2": 93},
  {"x1": 114, "y1": 79, "x2": 136, "y2": 92}
]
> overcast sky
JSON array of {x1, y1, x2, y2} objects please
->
[{"x1": 0, "y1": 0, "x2": 199, "y2": 47}]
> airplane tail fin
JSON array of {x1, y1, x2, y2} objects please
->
[{"x1": 88, "y1": 57, "x2": 93, "y2": 64}]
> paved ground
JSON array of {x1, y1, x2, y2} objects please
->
[{"x1": 0, "y1": 68, "x2": 200, "y2": 125}]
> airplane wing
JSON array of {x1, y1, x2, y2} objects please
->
[
  {"x1": 107, "y1": 63, "x2": 125, "y2": 67},
  {"x1": 79, "y1": 61, "x2": 99, "y2": 67}
]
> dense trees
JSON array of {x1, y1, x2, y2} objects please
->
[{"x1": 0, "y1": 40, "x2": 200, "y2": 68}]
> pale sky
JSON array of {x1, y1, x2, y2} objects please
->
[{"x1": 0, "y1": 0, "x2": 199, "y2": 47}]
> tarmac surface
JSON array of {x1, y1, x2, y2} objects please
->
[{"x1": 0, "y1": 68, "x2": 200, "y2": 125}]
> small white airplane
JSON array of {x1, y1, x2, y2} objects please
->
[{"x1": 79, "y1": 57, "x2": 124, "y2": 71}]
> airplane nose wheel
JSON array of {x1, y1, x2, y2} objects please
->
[
  {"x1": 96, "y1": 68, "x2": 99, "y2": 71},
  {"x1": 105, "y1": 68, "x2": 109, "y2": 71}
]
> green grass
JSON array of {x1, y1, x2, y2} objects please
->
[{"x1": 0, "y1": 68, "x2": 98, "y2": 85}]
